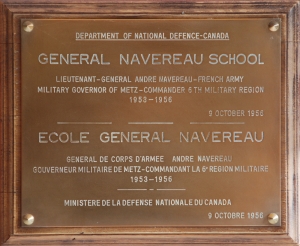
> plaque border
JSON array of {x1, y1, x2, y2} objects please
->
[{"x1": 0, "y1": 0, "x2": 299, "y2": 245}]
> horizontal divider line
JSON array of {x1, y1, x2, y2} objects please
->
[
  {"x1": 117, "y1": 189, "x2": 147, "y2": 191},
  {"x1": 118, "y1": 189, "x2": 186, "y2": 191},
  {"x1": 190, "y1": 122, "x2": 245, "y2": 125},
  {"x1": 128, "y1": 122, "x2": 173, "y2": 125},
  {"x1": 57, "y1": 122, "x2": 112, "y2": 125}
]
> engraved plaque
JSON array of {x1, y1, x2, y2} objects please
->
[{"x1": 21, "y1": 19, "x2": 281, "y2": 227}]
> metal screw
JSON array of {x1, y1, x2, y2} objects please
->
[
  {"x1": 268, "y1": 21, "x2": 279, "y2": 32},
  {"x1": 23, "y1": 21, "x2": 34, "y2": 32},
  {"x1": 23, "y1": 214, "x2": 34, "y2": 225},
  {"x1": 268, "y1": 213, "x2": 279, "y2": 224}
]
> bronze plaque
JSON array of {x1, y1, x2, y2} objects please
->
[{"x1": 21, "y1": 19, "x2": 281, "y2": 227}]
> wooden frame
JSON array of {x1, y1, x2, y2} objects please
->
[{"x1": 0, "y1": 0, "x2": 299, "y2": 244}]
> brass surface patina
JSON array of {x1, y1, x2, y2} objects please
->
[{"x1": 21, "y1": 19, "x2": 281, "y2": 227}]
